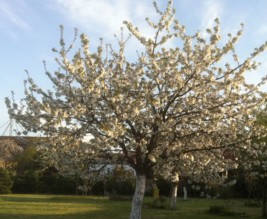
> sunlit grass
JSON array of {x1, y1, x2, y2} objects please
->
[
  {"x1": 0, "y1": 194, "x2": 129, "y2": 219},
  {"x1": 0, "y1": 194, "x2": 262, "y2": 219}
]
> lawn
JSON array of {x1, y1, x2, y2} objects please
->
[{"x1": 0, "y1": 194, "x2": 262, "y2": 219}]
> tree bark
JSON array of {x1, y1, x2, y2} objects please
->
[
  {"x1": 130, "y1": 174, "x2": 146, "y2": 219},
  {"x1": 170, "y1": 183, "x2": 178, "y2": 210},
  {"x1": 262, "y1": 185, "x2": 267, "y2": 218}
]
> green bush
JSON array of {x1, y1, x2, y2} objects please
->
[
  {"x1": 244, "y1": 200, "x2": 260, "y2": 207},
  {"x1": 207, "y1": 204, "x2": 244, "y2": 217},
  {"x1": 109, "y1": 195, "x2": 132, "y2": 201},
  {"x1": 39, "y1": 168, "x2": 76, "y2": 194},
  {"x1": 91, "y1": 180, "x2": 105, "y2": 195},
  {"x1": 12, "y1": 170, "x2": 39, "y2": 193},
  {"x1": 217, "y1": 186, "x2": 235, "y2": 199},
  {"x1": 156, "y1": 178, "x2": 172, "y2": 197},
  {"x1": 145, "y1": 196, "x2": 169, "y2": 209},
  {"x1": 0, "y1": 168, "x2": 13, "y2": 194},
  {"x1": 208, "y1": 205, "x2": 227, "y2": 214},
  {"x1": 53, "y1": 175, "x2": 76, "y2": 194}
]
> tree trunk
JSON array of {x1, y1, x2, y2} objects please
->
[
  {"x1": 130, "y1": 174, "x2": 146, "y2": 219},
  {"x1": 262, "y1": 185, "x2": 267, "y2": 218},
  {"x1": 170, "y1": 183, "x2": 178, "y2": 210}
]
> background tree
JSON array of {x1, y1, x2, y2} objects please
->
[
  {"x1": 6, "y1": 1, "x2": 267, "y2": 218},
  {"x1": 15, "y1": 145, "x2": 39, "y2": 174},
  {"x1": 0, "y1": 167, "x2": 13, "y2": 194},
  {"x1": 154, "y1": 148, "x2": 237, "y2": 209},
  {"x1": 11, "y1": 144, "x2": 76, "y2": 194},
  {"x1": 0, "y1": 139, "x2": 23, "y2": 171},
  {"x1": 12, "y1": 145, "x2": 41, "y2": 193},
  {"x1": 38, "y1": 137, "x2": 109, "y2": 195},
  {"x1": 237, "y1": 112, "x2": 267, "y2": 218}
]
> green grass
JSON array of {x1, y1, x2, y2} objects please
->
[{"x1": 0, "y1": 194, "x2": 262, "y2": 219}]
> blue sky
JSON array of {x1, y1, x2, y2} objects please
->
[{"x1": 1, "y1": 0, "x2": 267, "y2": 134}]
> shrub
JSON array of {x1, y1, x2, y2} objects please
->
[
  {"x1": 93, "y1": 168, "x2": 135, "y2": 196},
  {"x1": 156, "y1": 178, "x2": 172, "y2": 196},
  {"x1": 153, "y1": 187, "x2": 160, "y2": 199},
  {"x1": 244, "y1": 200, "x2": 260, "y2": 207},
  {"x1": 12, "y1": 170, "x2": 39, "y2": 193},
  {"x1": 91, "y1": 180, "x2": 105, "y2": 195},
  {"x1": 0, "y1": 168, "x2": 13, "y2": 194},
  {"x1": 39, "y1": 168, "x2": 75, "y2": 194},
  {"x1": 208, "y1": 205, "x2": 227, "y2": 214},
  {"x1": 109, "y1": 195, "x2": 132, "y2": 201},
  {"x1": 207, "y1": 203, "x2": 246, "y2": 217},
  {"x1": 145, "y1": 196, "x2": 169, "y2": 209}
]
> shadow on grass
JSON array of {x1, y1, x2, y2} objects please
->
[
  {"x1": 0, "y1": 206, "x2": 131, "y2": 219},
  {"x1": 0, "y1": 195, "x2": 131, "y2": 219},
  {"x1": 0, "y1": 195, "x2": 108, "y2": 204},
  {"x1": 0, "y1": 211, "x2": 112, "y2": 219},
  {"x1": 1, "y1": 196, "x2": 53, "y2": 203},
  {"x1": 1, "y1": 196, "x2": 260, "y2": 219}
]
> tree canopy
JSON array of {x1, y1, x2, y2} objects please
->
[{"x1": 6, "y1": 1, "x2": 267, "y2": 218}]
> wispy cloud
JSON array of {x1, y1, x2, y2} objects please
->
[
  {"x1": 52, "y1": 0, "x2": 163, "y2": 56},
  {"x1": 199, "y1": 0, "x2": 247, "y2": 43},
  {"x1": 201, "y1": 0, "x2": 223, "y2": 31},
  {"x1": 0, "y1": 0, "x2": 31, "y2": 35},
  {"x1": 255, "y1": 24, "x2": 267, "y2": 38},
  {"x1": 55, "y1": 0, "x2": 128, "y2": 36},
  {"x1": 54, "y1": 0, "x2": 157, "y2": 37}
]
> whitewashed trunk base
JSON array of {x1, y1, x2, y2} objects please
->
[
  {"x1": 170, "y1": 184, "x2": 178, "y2": 210},
  {"x1": 130, "y1": 174, "x2": 146, "y2": 219}
]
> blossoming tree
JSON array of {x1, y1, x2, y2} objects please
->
[
  {"x1": 241, "y1": 142, "x2": 267, "y2": 217},
  {"x1": 154, "y1": 146, "x2": 238, "y2": 209},
  {"x1": 39, "y1": 136, "x2": 111, "y2": 195},
  {"x1": 237, "y1": 112, "x2": 267, "y2": 218},
  {"x1": 0, "y1": 139, "x2": 23, "y2": 170},
  {"x1": 5, "y1": 1, "x2": 267, "y2": 218}
]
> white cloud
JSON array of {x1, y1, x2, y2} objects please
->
[
  {"x1": 201, "y1": 0, "x2": 223, "y2": 31},
  {"x1": 0, "y1": 0, "x2": 31, "y2": 34},
  {"x1": 255, "y1": 24, "x2": 267, "y2": 38},
  {"x1": 54, "y1": 0, "x2": 157, "y2": 39},
  {"x1": 53, "y1": 0, "x2": 164, "y2": 57},
  {"x1": 199, "y1": 0, "x2": 246, "y2": 45},
  {"x1": 55, "y1": 0, "x2": 128, "y2": 37}
]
